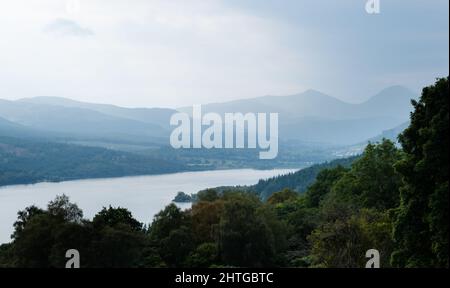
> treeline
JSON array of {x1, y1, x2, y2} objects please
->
[
  {"x1": 151, "y1": 141, "x2": 338, "y2": 170},
  {"x1": 0, "y1": 77, "x2": 447, "y2": 268},
  {"x1": 192, "y1": 156, "x2": 357, "y2": 202},
  {"x1": 0, "y1": 137, "x2": 187, "y2": 186},
  {"x1": 249, "y1": 156, "x2": 357, "y2": 200}
]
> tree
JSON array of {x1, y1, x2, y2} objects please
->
[
  {"x1": 191, "y1": 200, "x2": 224, "y2": 244},
  {"x1": 0, "y1": 244, "x2": 14, "y2": 267},
  {"x1": 47, "y1": 194, "x2": 83, "y2": 223},
  {"x1": 392, "y1": 77, "x2": 449, "y2": 268},
  {"x1": 12, "y1": 205, "x2": 45, "y2": 240},
  {"x1": 89, "y1": 224, "x2": 146, "y2": 268},
  {"x1": 328, "y1": 140, "x2": 402, "y2": 211},
  {"x1": 93, "y1": 206, "x2": 143, "y2": 232},
  {"x1": 197, "y1": 189, "x2": 220, "y2": 202},
  {"x1": 351, "y1": 140, "x2": 402, "y2": 210},
  {"x1": 185, "y1": 243, "x2": 219, "y2": 268},
  {"x1": 305, "y1": 166, "x2": 348, "y2": 208},
  {"x1": 148, "y1": 204, "x2": 194, "y2": 267},
  {"x1": 267, "y1": 189, "x2": 298, "y2": 205},
  {"x1": 48, "y1": 222, "x2": 93, "y2": 267},
  {"x1": 309, "y1": 209, "x2": 393, "y2": 268},
  {"x1": 9, "y1": 195, "x2": 84, "y2": 267},
  {"x1": 218, "y1": 193, "x2": 283, "y2": 267},
  {"x1": 89, "y1": 206, "x2": 146, "y2": 267},
  {"x1": 13, "y1": 212, "x2": 58, "y2": 267}
]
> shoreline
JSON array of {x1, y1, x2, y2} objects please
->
[{"x1": 0, "y1": 167, "x2": 303, "y2": 190}]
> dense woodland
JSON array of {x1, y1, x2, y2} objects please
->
[
  {"x1": 0, "y1": 138, "x2": 186, "y2": 186},
  {"x1": 0, "y1": 78, "x2": 447, "y2": 268}
]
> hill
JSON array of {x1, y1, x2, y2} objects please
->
[
  {"x1": 18, "y1": 96, "x2": 176, "y2": 130},
  {"x1": 196, "y1": 156, "x2": 358, "y2": 201},
  {"x1": 0, "y1": 136, "x2": 187, "y2": 186},
  {"x1": 0, "y1": 99, "x2": 169, "y2": 145},
  {"x1": 178, "y1": 86, "x2": 416, "y2": 145},
  {"x1": 249, "y1": 156, "x2": 358, "y2": 200}
]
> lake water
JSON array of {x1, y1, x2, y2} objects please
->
[{"x1": 0, "y1": 168, "x2": 297, "y2": 244}]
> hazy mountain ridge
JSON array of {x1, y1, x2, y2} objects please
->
[
  {"x1": 0, "y1": 115, "x2": 58, "y2": 139},
  {"x1": 178, "y1": 86, "x2": 414, "y2": 119},
  {"x1": 0, "y1": 87, "x2": 414, "y2": 186},
  {"x1": 18, "y1": 96, "x2": 177, "y2": 129},
  {"x1": 0, "y1": 85, "x2": 415, "y2": 152},
  {"x1": 178, "y1": 86, "x2": 416, "y2": 144},
  {"x1": 0, "y1": 99, "x2": 170, "y2": 145}
]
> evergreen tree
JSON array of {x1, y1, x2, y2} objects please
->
[{"x1": 392, "y1": 77, "x2": 449, "y2": 268}]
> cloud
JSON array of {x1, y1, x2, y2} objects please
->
[
  {"x1": 44, "y1": 18, "x2": 93, "y2": 37},
  {"x1": 0, "y1": 0, "x2": 447, "y2": 107}
]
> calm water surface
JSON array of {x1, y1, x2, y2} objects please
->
[{"x1": 0, "y1": 169, "x2": 297, "y2": 244}]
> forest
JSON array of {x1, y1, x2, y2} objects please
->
[
  {"x1": 0, "y1": 77, "x2": 447, "y2": 268},
  {"x1": 0, "y1": 138, "x2": 187, "y2": 186}
]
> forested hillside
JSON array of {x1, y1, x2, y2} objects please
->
[
  {"x1": 249, "y1": 156, "x2": 358, "y2": 200},
  {"x1": 0, "y1": 137, "x2": 186, "y2": 186},
  {"x1": 0, "y1": 78, "x2": 447, "y2": 268}
]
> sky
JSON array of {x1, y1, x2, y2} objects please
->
[{"x1": 0, "y1": 0, "x2": 448, "y2": 108}]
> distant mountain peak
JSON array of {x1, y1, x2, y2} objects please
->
[
  {"x1": 301, "y1": 88, "x2": 328, "y2": 95},
  {"x1": 19, "y1": 96, "x2": 82, "y2": 106},
  {"x1": 379, "y1": 85, "x2": 413, "y2": 93},
  {"x1": 363, "y1": 85, "x2": 416, "y2": 105}
]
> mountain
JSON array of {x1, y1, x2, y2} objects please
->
[
  {"x1": 330, "y1": 121, "x2": 410, "y2": 158},
  {"x1": 0, "y1": 99, "x2": 171, "y2": 145},
  {"x1": 357, "y1": 86, "x2": 415, "y2": 119},
  {"x1": 1, "y1": 85, "x2": 416, "y2": 148},
  {"x1": 0, "y1": 116, "x2": 55, "y2": 139},
  {"x1": 366, "y1": 121, "x2": 410, "y2": 143},
  {"x1": 178, "y1": 89, "x2": 352, "y2": 118},
  {"x1": 0, "y1": 116, "x2": 27, "y2": 135},
  {"x1": 18, "y1": 96, "x2": 177, "y2": 130},
  {"x1": 179, "y1": 86, "x2": 414, "y2": 119},
  {"x1": 178, "y1": 86, "x2": 416, "y2": 145}
]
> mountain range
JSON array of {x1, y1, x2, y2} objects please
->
[
  {"x1": 180, "y1": 86, "x2": 413, "y2": 119},
  {"x1": 1, "y1": 86, "x2": 416, "y2": 146},
  {"x1": 0, "y1": 86, "x2": 416, "y2": 186},
  {"x1": 179, "y1": 86, "x2": 416, "y2": 144}
]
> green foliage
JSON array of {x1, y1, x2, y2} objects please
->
[
  {"x1": 172, "y1": 191, "x2": 193, "y2": 203},
  {"x1": 191, "y1": 200, "x2": 224, "y2": 244},
  {"x1": 0, "y1": 136, "x2": 185, "y2": 186},
  {"x1": 304, "y1": 166, "x2": 348, "y2": 208},
  {"x1": 5, "y1": 195, "x2": 148, "y2": 267},
  {"x1": 309, "y1": 140, "x2": 401, "y2": 227},
  {"x1": 309, "y1": 209, "x2": 393, "y2": 268},
  {"x1": 47, "y1": 194, "x2": 83, "y2": 223},
  {"x1": 196, "y1": 189, "x2": 220, "y2": 202},
  {"x1": 184, "y1": 243, "x2": 219, "y2": 268},
  {"x1": 250, "y1": 156, "x2": 357, "y2": 200},
  {"x1": 93, "y1": 206, "x2": 143, "y2": 232},
  {"x1": 302, "y1": 139, "x2": 402, "y2": 267},
  {"x1": 148, "y1": 204, "x2": 194, "y2": 267},
  {"x1": 12, "y1": 205, "x2": 45, "y2": 240},
  {"x1": 0, "y1": 243, "x2": 14, "y2": 267},
  {"x1": 392, "y1": 77, "x2": 449, "y2": 268},
  {"x1": 348, "y1": 141, "x2": 403, "y2": 210},
  {"x1": 0, "y1": 78, "x2": 447, "y2": 268},
  {"x1": 90, "y1": 225, "x2": 146, "y2": 268},
  {"x1": 218, "y1": 193, "x2": 286, "y2": 267},
  {"x1": 267, "y1": 189, "x2": 299, "y2": 205}
]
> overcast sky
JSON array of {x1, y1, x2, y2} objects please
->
[{"x1": 0, "y1": 0, "x2": 448, "y2": 108}]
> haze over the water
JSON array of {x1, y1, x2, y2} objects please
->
[{"x1": 0, "y1": 0, "x2": 448, "y2": 108}]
